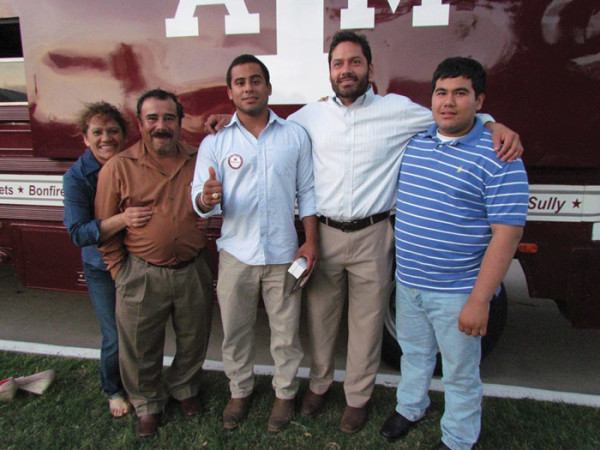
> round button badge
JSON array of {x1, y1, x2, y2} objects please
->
[{"x1": 228, "y1": 154, "x2": 243, "y2": 170}]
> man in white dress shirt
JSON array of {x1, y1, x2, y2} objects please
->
[{"x1": 191, "y1": 54, "x2": 318, "y2": 434}]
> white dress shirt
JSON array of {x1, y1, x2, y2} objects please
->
[
  {"x1": 192, "y1": 110, "x2": 316, "y2": 266},
  {"x1": 288, "y1": 86, "x2": 433, "y2": 221}
]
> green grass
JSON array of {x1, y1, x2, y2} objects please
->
[{"x1": 1, "y1": 351, "x2": 599, "y2": 449}]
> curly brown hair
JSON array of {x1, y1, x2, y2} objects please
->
[{"x1": 75, "y1": 101, "x2": 128, "y2": 138}]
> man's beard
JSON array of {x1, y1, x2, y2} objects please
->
[{"x1": 331, "y1": 71, "x2": 370, "y2": 102}]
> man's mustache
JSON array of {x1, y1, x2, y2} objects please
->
[
  {"x1": 338, "y1": 72, "x2": 358, "y2": 82},
  {"x1": 151, "y1": 129, "x2": 173, "y2": 138}
]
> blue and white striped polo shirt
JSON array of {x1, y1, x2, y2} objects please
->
[{"x1": 395, "y1": 118, "x2": 529, "y2": 293}]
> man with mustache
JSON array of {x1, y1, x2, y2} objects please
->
[{"x1": 96, "y1": 89, "x2": 214, "y2": 439}]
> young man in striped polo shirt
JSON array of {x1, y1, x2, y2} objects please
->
[{"x1": 380, "y1": 57, "x2": 529, "y2": 450}]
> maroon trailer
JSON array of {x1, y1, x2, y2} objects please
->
[{"x1": 1, "y1": 0, "x2": 599, "y2": 363}]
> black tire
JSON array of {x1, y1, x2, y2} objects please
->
[{"x1": 381, "y1": 284, "x2": 508, "y2": 373}]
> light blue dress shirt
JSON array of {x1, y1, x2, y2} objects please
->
[{"x1": 192, "y1": 110, "x2": 316, "y2": 266}]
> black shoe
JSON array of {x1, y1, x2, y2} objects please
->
[
  {"x1": 431, "y1": 440, "x2": 451, "y2": 450},
  {"x1": 379, "y1": 411, "x2": 417, "y2": 442}
]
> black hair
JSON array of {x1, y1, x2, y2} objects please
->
[
  {"x1": 328, "y1": 30, "x2": 372, "y2": 66},
  {"x1": 432, "y1": 57, "x2": 486, "y2": 97},
  {"x1": 226, "y1": 54, "x2": 270, "y2": 88},
  {"x1": 136, "y1": 89, "x2": 184, "y2": 124}
]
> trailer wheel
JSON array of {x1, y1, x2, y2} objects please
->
[{"x1": 381, "y1": 284, "x2": 508, "y2": 373}]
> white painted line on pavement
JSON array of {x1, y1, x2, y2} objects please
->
[
  {"x1": 1, "y1": 339, "x2": 599, "y2": 408},
  {"x1": 0, "y1": 340, "x2": 101, "y2": 359}
]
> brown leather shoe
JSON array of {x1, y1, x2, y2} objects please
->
[
  {"x1": 222, "y1": 396, "x2": 251, "y2": 430},
  {"x1": 340, "y1": 405, "x2": 368, "y2": 434},
  {"x1": 179, "y1": 395, "x2": 202, "y2": 418},
  {"x1": 300, "y1": 389, "x2": 326, "y2": 418},
  {"x1": 135, "y1": 413, "x2": 160, "y2": 439},
  {"x1": 267, "y1": 397, "x2": 295, "y2": 434}
]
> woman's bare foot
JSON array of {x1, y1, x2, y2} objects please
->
[{"x1": 109, "y1": 396, "x2": 130, "y2": 417}]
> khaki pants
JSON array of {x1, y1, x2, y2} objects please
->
[
  {"x1": 115, "y1": 252, "x2": 213, "y2": 415},
  {"x1": 217, "y1": 250, "x2": 303, "y2": 400},
  {"x1": 305, "y1": 218, "x2": 394, "y2": 407}
]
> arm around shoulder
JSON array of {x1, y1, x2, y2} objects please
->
[{"x1": 483, "y1": 119, "x2": 523, "y2": 162}]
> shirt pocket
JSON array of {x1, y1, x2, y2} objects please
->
[{"x1": 270, "y1": 143, "x2": 297, "y2": 179}]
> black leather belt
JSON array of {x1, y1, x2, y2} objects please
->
[{"x1": 318, "y1": 212, "x2": 390, "y2": 232}]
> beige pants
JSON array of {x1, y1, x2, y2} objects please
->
[
  {"x1": 305, "y1": 218, "x2": 394, "y2": 407},
  {"x1": 115, "y1": 252, "x2": 213, "y2": 415},
  {"x1": 217, "y1": 250, "x2": 303, "y2": 400}
]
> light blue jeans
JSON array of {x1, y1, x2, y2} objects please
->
[{"x1": 395, "y1": 282, "x2": 482, "y2": 450}]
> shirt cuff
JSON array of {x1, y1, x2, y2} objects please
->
[
  {"x1": 476, "y1": 113, "x2": 494, "y2": 124},
  {"x1": 193, "y1": 192, "x2": 220, "y2": 218}
]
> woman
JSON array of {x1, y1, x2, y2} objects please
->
[{"x1": 63, "y1": 102, "x2": 152, "y2": 417}]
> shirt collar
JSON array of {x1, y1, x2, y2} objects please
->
[
  {"x1": 128, "y1": 140, "x2": 194, "y2": 156},
  {"x1": 424, "y1": 117, "x2": 486, "y2": 147},
  {"x1": 228, "y1": 109, "x2": 283, "y2": 129},
  {"x1": 331, "y1": 85, "x2": 374, "y2": 109},
  {"x1": 81, "y1": 148, "x2": 102, "y2": 176},
  {"x1": 123, "y1": 140, "x2": 196, "y2": 169}
]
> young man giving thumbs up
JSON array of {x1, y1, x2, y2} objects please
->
[{"x1": 191, "y1": 54, "x2": 318, "y2": 433}]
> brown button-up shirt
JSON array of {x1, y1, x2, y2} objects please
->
[{"x1": 95, "y1": 140, "x2": 206, "y2": 279}]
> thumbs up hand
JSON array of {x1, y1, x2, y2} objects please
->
[
  {"x1": 208, "y1": 166, "x2": 217, "y2": 181},
  {"x1": 198, "y1": 166, "x2": 223, "y2": 211}
]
